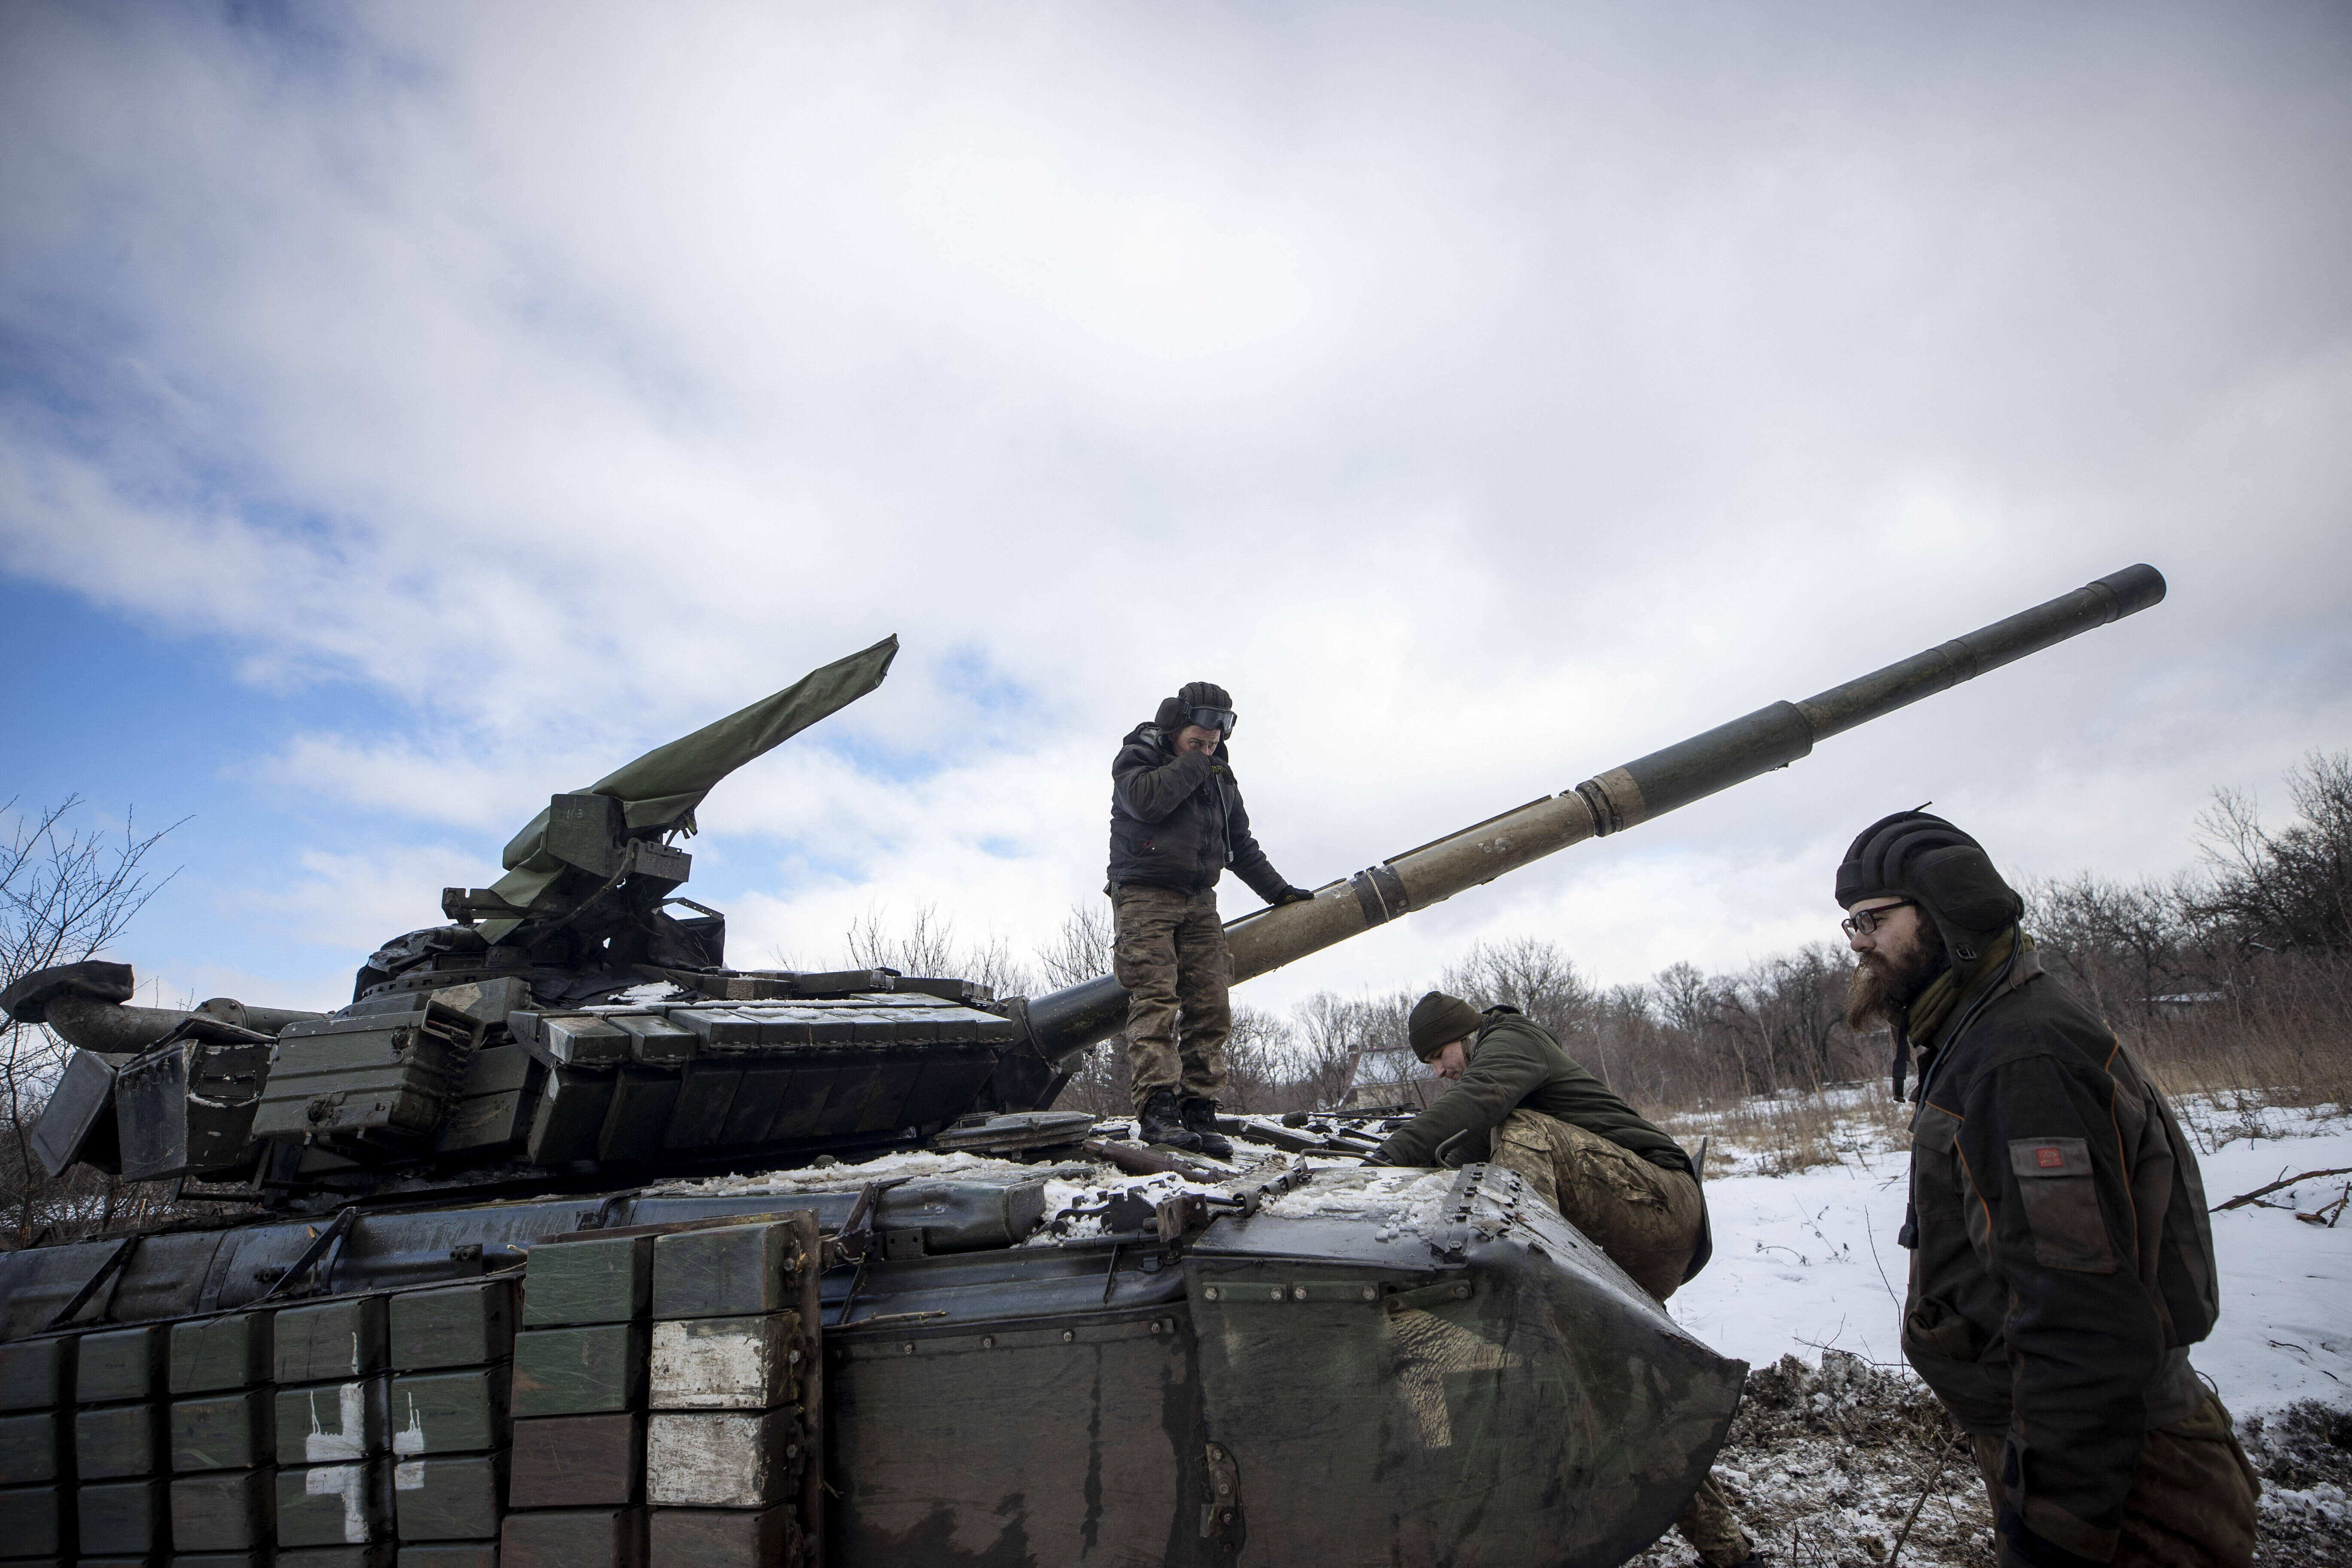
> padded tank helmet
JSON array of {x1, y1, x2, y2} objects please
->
[
  {"x1": 1155, "y1": 680, "x2": 1237, "y2": 736},
  {"x1": 1836, "y1": 809, "x2": 2023, "y2": 967}
]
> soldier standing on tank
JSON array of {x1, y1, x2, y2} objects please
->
[
  {"x1": 1364, "y1": 992, "x2": 1757, "y2": 1568},
  {"x1": 1107, "y1": 681, "x2": 1313, "y2": 1156},
  {"x1": 1840, "y1": 811, "x2": 2257, "y2": 1568}
]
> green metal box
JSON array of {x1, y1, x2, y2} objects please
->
[
  {"x1": 275, "y1": 1298, "x2": 387, "y2": 1386},
  {"x1": 74, "y1": 1401, "x2": 159, "y2": 1479},
  {"x1": 253, "y1": 1003, "x2": 484, "y2": 1142},
  {"x1": 276, "y1": 1461, "x2": 392, "y2": 1547},
  {"x1": 168, "y1": 1466, "x2": 274, "y2": 1550},
  {"x1": 389, "y1": 1369, "x2": 506, "y2": 1456},
  {"x1": 169, "y1": 1389, "x2": 274, "y2": 1472},
  {"x1": 169, "y1": 1314, "x2": 272, "y2": 1394},
  {"x1": 389, "y1": 1283, "x2": 512, "y2": 1372},
  {"x1": 390, "y1": 1453, "x2": 506, "y2": 1541},
  {"x1": 275, "y1": 1378, "x2": 390, "y2": 1465},
  {"x1": 520, "y1": 1234, "x2": 651, "y2": 1328},
  {"x1": 0, "y1": 1338, "x2": 72, "y2": 1411},
  {"x1": 74, "y1": 1327, "x2": 164, "y2": 1404},
  {"x1": 510, "y1": 1326, "x2": 644, "y2": 1419},
  {"x1": 77, "y1": 1476, "x2": 166, "y2": 1553}
]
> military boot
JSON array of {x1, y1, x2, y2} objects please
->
[
  {"x1": 1138, "y1": 1089, "x2": 1204, "y2": 1152},
  {"x1": 1180, "y1": 1096, "x2": 1234, "y2": 1159}
]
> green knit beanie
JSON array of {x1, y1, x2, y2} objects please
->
[{"x1": 1407, "y1": 991, "x2": 1482, "y2": 1060}]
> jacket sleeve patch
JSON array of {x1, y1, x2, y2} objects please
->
[{"x1": 2006, "y1": 1135, "x2": 2117, "y2": 1273}]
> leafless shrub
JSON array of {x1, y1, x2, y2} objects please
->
[{"x1": 1, "y1": 797, "x2": 183, "y2": 1247}]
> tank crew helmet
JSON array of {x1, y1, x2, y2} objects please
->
[
  {"x1": 1155, "y1": 680, "x2": 1238, "y2": 736},
  {"x1": 1835, "y1": 809, "x2": 2023, "y2": 968}
]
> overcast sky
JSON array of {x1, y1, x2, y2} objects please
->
[{"x1": 3, "y1": 1, "x2": 2347, "y2": 1019}]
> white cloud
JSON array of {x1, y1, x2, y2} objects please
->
[{"x1": 1, "y1": 0, "x2": 2347, "y2": 1014}]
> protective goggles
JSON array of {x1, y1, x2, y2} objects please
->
[{"x1": 1188, "y1": 706, "x2": 1237, "y2": 735}]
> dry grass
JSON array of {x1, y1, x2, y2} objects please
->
[
  {"x1": 2122, "y1": 998, "x2": 2352, "y2": 1121},
  {"x1": 1655, "y1": 1081, "x2": 1914, "y2": 1178}
]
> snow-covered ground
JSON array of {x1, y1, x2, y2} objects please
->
[{"x1": 1668, "y1": 1094, "x2": 2352, "y2": 1415}]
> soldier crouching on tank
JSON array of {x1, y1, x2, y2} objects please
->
[
  {"x1": 1108, "y1": 681, "x2": 1313, "y2": 1157},
  {"x1": 1840, "y1": 811, "x2": 2258, "y2": 1568},
  {"x1": 1365, "y1": 991, "x2": 1757, "y2": 1568}
]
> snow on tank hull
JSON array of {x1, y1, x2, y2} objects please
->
[{"x1": 0, "y1": 1155, "x2": 1741, "y2": 1567}]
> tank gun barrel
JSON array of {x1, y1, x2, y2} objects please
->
[{"x1": 1024, "y1": 563, "x2": 2165, "y2": 1065}]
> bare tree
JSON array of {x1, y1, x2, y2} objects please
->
[
  {"x1": 838, "y1": 902, "x2": 1036, "y2": 996},
  {"x1": 1035, "y1": 900, "x2": 1114, "y2": 989},
  {"x1": 2, "y1": 797, "x2": 182, "y2": 1246},
  {"x1": 2192, "y1": 751, "x2": 2352, "y2": 952}
]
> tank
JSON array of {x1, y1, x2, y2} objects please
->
[{"x1": 0, "y1": 566, "x2": 2167, "y2": 1567}]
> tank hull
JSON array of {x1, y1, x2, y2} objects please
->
[{"x1": 0, "y1": 1159, "x2": 1741, "y2": 1567}]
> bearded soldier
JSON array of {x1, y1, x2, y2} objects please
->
[
  {"x1": 1107, "y1": 681, "x2": 1312, "y2": 1155},
  {"x1": 1841, "y1": 810, "x2": 2257, "y2": 1568}
]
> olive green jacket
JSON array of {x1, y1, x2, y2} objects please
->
[
  {"x1": 1371, "y1": 1008, "x2": 1692, "y2": 1173},
  {"x1": 1901, "y1": 937, "x2": 2220, "y2": 1565}
]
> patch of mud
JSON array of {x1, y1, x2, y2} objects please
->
[
  {"x1": 1632, "y1": 1353, "x2": 2352, "y2": 1568},
  {"x1": 1631, "y1": 1351, "x2": 1991, "y2": 1568},
  {"x1": 2242, "y1": 1401, "x2": 2352, "y2": 1568}
]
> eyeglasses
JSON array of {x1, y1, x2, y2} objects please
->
[
  {"x1": 1188, "y1": 706, "x2": 1237, "y2": 735},
  {"x1": 1841, "y1": 900, "x2": 1913, "y2": 937}
]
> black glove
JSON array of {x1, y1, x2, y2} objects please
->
[
  {"x1": 1272, "y1": 885, "x2": 1314, "y2": 906},
  {"x1": 1997, "y1": 1508, "x2": 2104, "y2": 1568}
]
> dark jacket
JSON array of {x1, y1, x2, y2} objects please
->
[
  {"x1": 1106, "y1": 723, "x2": 1289, "y2": 901},
  {"x1": 1372, "y1": 1008, "x2": 1693, "y2": 1173},
  {"x1": 1901, "y1": 938, "x2": 2220, "y2": 1565}
]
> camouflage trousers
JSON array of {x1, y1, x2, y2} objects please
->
[
  {"x1": 1111, "y1": 885, "x2": 1230, "y2": 1111},
  {"x1": 1969, "y1": 1391, "x2": 2258, "y2": 1568},
  {"x1": 1493, "y1": 1109, "x2": 1751, "y2": 1568}
]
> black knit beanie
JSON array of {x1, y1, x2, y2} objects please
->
[{"x1": 1407, "y1": 991, "x2": 1483, "y2": 1060}]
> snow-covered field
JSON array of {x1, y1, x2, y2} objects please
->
[{"x1": 1668, "y1": 1093, "x2": 2352, "y2": 1415}]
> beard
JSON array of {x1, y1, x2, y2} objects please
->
[{"x1": 1844, "y1": 936, "x2": 1947, "y2": 1032}]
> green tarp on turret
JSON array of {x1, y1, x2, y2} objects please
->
[{"x1": 483, "y1": 635, "x2": 897, "y2": 937}]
